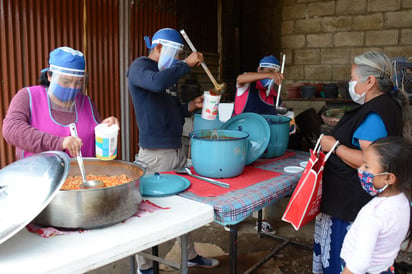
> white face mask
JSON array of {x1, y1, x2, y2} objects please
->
[{"x1": 349, "y1": 80, "x2": 366, "y2": 105}]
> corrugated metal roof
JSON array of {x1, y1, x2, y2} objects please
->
[{"x1": 0, "y1": 0, "x2": 218, "y2": 168}]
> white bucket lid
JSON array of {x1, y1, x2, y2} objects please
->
[{"x1": 95, "y1": 123, "x2": 119, "y2": 136}]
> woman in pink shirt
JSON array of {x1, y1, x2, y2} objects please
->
[{"x1": 2, "y1": 46, "x2": 118, "y2": 160}]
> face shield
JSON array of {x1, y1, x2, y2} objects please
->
[
  {"x1": 258, "y1": 55, "x2": 281, "y2": 89},
  {"x1": 48, "y1": 65, "x2": 87, "y2": 112},
  {"x1": 259, "y1": 67, "x2": 279, "y2": 90},
  {"x1": 157, "y1": 39, "x2": 184, "y2": 71}
]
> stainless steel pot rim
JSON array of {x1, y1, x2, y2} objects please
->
[
  {"x1": 59, "y1": 179, "x2": 139, "y2": 191},
  {"x1": 33, "y1": 157, "x2": 146, "y2": 230},
  {"x1": 60, "y1": 158, "x2": 145, "y2": 191},
  {"x1": 189, "y1": 129, "x2": 249, "y2": 141}
]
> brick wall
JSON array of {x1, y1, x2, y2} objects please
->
[{"x1": 281, "y1": 0, "x2": 412, "y2": 88}]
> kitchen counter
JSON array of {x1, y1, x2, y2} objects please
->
[{"x1": 0, "y1": 196, "x2": 214, "y2": 274}]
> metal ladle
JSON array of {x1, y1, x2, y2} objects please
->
[
  {"x1": 175, "y1": 167, "x2": 230, "y2": 188},
  {"x1": 275, "y1": 54, "x2": 288, "y2": 115},
  {"x1": 69, "y1": 123, "x2": 105, "y2": 189}
]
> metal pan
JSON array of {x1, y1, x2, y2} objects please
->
[{"x1": 33, "y1": 158, "x2": 145, "y2": 230}]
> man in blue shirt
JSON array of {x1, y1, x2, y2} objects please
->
[{"x1": 128, "y1": 28, "x2": 219, "y2": 274}]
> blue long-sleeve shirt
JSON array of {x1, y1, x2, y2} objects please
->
[{"x1": 127, "y1": 56, "x2": 191, "y2": 148}]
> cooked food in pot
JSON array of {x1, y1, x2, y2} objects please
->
[{"x1": 61, "y1": 174, "x2": 131, "y2": 190}]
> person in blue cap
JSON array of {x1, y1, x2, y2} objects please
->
[
  {"x1": 128, "y1": 27, "x2": 205, "y2": 169},
  {"x1": 127, "y1": 28, "x2": 220, "y2": 274},
  {"x1": 233, "y1": 55, "x2": 284, "y2": 115},
  {"x1": 3, "y1": 46, "x2": 118, "y2": 160}
]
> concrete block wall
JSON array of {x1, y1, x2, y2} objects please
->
[{"x1": 281, "y1": 0, "x2": 412, "y2": 91}]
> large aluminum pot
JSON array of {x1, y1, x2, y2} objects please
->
[
  {"x1": 33, "y1": 158, "x2": 145, "y2": 229},
  {"x1": 189, "y1": 129, "x2": 249, "y2": 178}
]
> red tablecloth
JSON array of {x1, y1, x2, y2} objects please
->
[{"x1": 166, "y1": 166, "x2": 281, "y2": 197}]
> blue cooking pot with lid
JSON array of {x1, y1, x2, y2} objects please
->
[
  {"x1": 260, "y1": 115, "x2": 291, "y2": 158},
  {"x1": 189, "y1": 129, "x2": 249, "y2": 178},
  {"x1": 221, "y1": 113, "x2": 270, "y2": 165}
]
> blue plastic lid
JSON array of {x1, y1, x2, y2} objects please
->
[
  {"x1": 140, "y1": 173, "x2": 190, "y2": 197},
  {"x1": 221, "y1": 112, "x2": 270, "y2": 164}
]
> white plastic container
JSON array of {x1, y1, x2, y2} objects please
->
[
  {"x1": 95, "y1": 123, "x2": 119, "y2": 160},
  {"x1": 201, "y1": 91, "x2": 221, "y2": 120}
]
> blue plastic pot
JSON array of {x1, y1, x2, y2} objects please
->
[
  {"x1": 260, "y1": 115, "x2": 291, "y2": 158},
  {"x1": 193, "y1": 113, "x2": 224, "y2": 131},
  {"x1": 189, "y1": 129, "x2": 249, "y2": 178}
]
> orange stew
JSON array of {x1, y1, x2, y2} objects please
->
[{"x1": 61, "y1": 174, "x2": 131, "y2": 190}]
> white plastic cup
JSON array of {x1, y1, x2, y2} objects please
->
[
  {"x1": 95, "y1": 123, "x2": 119, "y2": 160},
  {"x1": 201, "y1": 91, "x2": 221, "y2": 120}
]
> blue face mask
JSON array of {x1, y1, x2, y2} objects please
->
[
  {"x1": 260, "y1": 79, "x2": 271, "y2": 88},
  {"x1": 52, "y1": 84, "x2": 81, "y2": 102},
  {"x1": 357, "y1": 169, "x2": 389, "y2": 196}
]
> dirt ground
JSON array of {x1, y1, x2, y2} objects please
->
[
  {"x1": 89, "y1": 198, "x2": 412, "y2": 274},
  {"x1": 89, "y1": 215, "x2": 314, "y2": 274}
]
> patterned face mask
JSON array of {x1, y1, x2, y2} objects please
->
[{"x1": 357, "y1": 168, "x2": 389, "y2": 196}]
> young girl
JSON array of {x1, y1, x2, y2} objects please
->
[{"x1": 340, "y1": 136, "x2": 412, "y2": 274}]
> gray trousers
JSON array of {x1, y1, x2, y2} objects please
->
[{"x1": 135, "y1": 147, "x2": 197, "y2": 270}]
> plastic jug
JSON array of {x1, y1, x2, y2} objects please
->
[{"x1": 95, "y1": 123, "x2": 119, "y2": 160}]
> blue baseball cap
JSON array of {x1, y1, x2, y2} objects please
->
[
  {"x1": 48, "y1": 46, "x2": 85, "y2": 76},
  {"x1": 259, "y1": 55, "x2": 280, "y2": 71},
  {"x1": 144, "y1": 28, "x2": 183, "y2": 50}
]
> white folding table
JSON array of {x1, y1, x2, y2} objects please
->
[{"x1": 0, "y1": 196, "x2": 214, "y2": 274}]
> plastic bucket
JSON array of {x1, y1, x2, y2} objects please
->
[
  {"x1": 193, "y1": 113, "x2": 224, "y2": 131},
  {"x1": 95, "y1": 123, "x2": 119, "y2": 160},
  {"x1": 261, "y1": 115, "x2": 291, "y2": 158}
]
